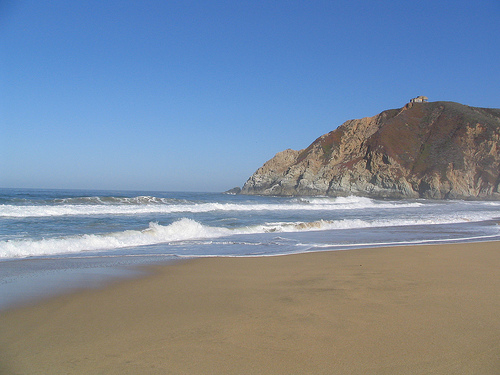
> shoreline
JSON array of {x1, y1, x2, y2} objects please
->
[
  {"x1": 1, "y1": 241, "x2": 499, "y2": 374},
  {"x1": 2, "y1": 232, "x2": 499, "y2": 312}
]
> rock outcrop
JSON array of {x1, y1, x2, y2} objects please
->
[
  {"x1": 223, "y1": 187, "x2": 242, "y2": 195},
  {"x1": 240, "y1": 101, "x2": 500, "y2": 200}
]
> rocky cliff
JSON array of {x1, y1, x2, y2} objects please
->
[{"x1": 241, "y1": 101, "x2": 500, "y2": 200}]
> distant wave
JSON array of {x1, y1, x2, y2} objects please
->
[
  {"x1": 54, "y1": 195, "x2": 192, "y2": 205},
  {"x1": 0, "y1": 195, "x2": 423, "y2": 218},
  {"x1": 1, "y1": 214, "x2": 497, "y2": 259},
  {"x1": 6, "y1": 195, "x2": 191, "y2": 206}
]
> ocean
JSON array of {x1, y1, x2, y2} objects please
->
[{"x1": 1, "y1": 188, "x2": 499, "y2": 310}]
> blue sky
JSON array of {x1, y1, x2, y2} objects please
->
[{"x1": 1, "y1": 0, "x2": 499, "y2": 192}]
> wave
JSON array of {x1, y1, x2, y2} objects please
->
[
  {"x1": 296, "y1": 196, "x2": 382, "y2": 205},
  {"x1": 1, "y1": 214, "x2": 497, "y2": 259},
  {"x1": 0, "y1": 196, "x2": 423, "y2": 218},
  {"x1": 0, "y1": 219, "x2": 228, "y2": 259},
  {"x1": 53, "y1": 195, "x2": 190, "y2": 205},
  {"x1": 8, "y1": 195, "x2": 191, "y2": 206}
]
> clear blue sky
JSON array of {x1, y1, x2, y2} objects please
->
[{"x1": 1, "y1": 0, "x2": 499, "y2": 192}]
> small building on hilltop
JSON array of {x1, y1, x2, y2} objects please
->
[{"x1": 410, "y1": 95, "x2": 428, "y2": 103}]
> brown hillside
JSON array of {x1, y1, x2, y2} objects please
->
[{"x1": 241, "y1": 101, "x2": 500, "y2": 199}]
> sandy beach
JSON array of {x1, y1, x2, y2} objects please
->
[{"x1": 0, "y1": 242, "x2": 499, "y2": 374}]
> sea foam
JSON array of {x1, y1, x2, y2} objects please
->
[
  {"x1": 0, "y1": 219, "x2": 229, "y2": 258},
  {"x1": 0, "y1": 195, "x2": 422, "y2": 218},
  {"x1": 1, "y1": 212, "x2": 497, "y2": 259}
]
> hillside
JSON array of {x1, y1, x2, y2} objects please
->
[{"x1": 240, "y1": 101, "x2": 500, "y2": 199}]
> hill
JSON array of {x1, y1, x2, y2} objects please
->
[{"x1": 240, "y1": 101, "x2": 500, "y2": 199}]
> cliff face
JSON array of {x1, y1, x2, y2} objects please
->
[{"x1": 241, "y1": 102, "x2": 500, "y2": 199}]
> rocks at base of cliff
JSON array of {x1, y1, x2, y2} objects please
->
[
  {"x1": 223, "y1": 187, "x2": 241, "y2": 195},
  {"x1": 240, "y1": 101, "x2": 500, "y2": 200}
]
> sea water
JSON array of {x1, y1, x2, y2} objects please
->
[{"x1": 1, "y1": 188, "x2": 499, "y2": 309}]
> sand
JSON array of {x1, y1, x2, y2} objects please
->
[{"x1": 0, "y1": 242, "x2": 499, "y2": 374}]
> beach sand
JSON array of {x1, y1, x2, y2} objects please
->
[{"x1": 0, "y1": 242, "x2": 499, "y2": 374}]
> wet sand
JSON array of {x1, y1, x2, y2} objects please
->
[{"x1": 1, "y1": 242, "x2": 499, "y2": 374}]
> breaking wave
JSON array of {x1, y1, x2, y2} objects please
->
[
  {"x1": 52, "y1": 195, "x2": 190, "y2": 205},
  {"x1": 1, "y1": 213, "x2": 497, "y2": 259},
  {"x1": 0, "y1": 195, "x2": 422, "y2": 218}
]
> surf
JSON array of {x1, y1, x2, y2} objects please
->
[
  {"x1": 0, "y1": 195, "x2": 423, "y2": 218},
  {"x1": 2, "y1": 213, "x2": 498, "y2": 259}
]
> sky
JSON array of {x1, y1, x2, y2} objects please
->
[{"x1": 1, "y1": 0, "x2": 499, "y2": 192}]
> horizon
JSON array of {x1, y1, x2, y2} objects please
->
[{"x1": 2, "y1": 1, "x2": 499, "y2": 192}]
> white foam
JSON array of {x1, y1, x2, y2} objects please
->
[
  {"x1": 299, "y1": 233, "x2": 500, "y2": 249},
  {"x1": 0, "y1": 219, "x2": 230, "y2": 259},
  {"x1": 55, "y1": 195, "x2": 191, "y2": 205},
  {"x1": 0, "y1": 196, "x2": 423, "y2": 218},
  {"x1": 1, "y1": 212, "x2": 497, "y2": 259}
]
